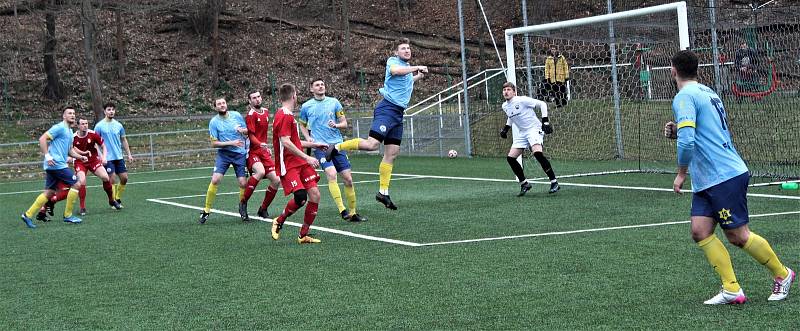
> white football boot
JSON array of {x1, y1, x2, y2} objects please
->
[
  {"x1": 703, "y1": 288, "x2": 747, "y2": 305},
  {"x1": 768, "y1": 267, "x2": 795, "y2": 301}
]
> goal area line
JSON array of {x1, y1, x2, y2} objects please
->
[
  {"x1": 147, "y1": 170, "x2": 800, "y2": 247},
  {"x1": 147, "y1": 197, "x2": 799, "y2": 247}
]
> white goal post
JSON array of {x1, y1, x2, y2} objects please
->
[{"x1": 504, "y1": 1, "x2": 690, "y2": 86}]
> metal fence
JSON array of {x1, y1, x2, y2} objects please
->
[{"x1": 0, "y1": 114, "x2": 471, "y2": 181}]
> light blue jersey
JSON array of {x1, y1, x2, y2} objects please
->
[
  {"x1": 43, "y1": 121, "x2": 73, "y2": 170},
  {"x1": 94, "y1": 119, "x2": 126, "y2": 161},
  {"x1": 379, "y1": 56, "x2": 414, "y2": 108},
  {"x1": 209, "y1": 111, "x2": 247, "y2": 155},
  {"x1": 299, "y1": 97, "x2": 345, "y2": 145},
  {"x1": 673, "y1": 83, "x2": 748, "y2": 192}
]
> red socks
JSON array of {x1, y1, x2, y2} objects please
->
[
  {"x1": 261, "y1": 186, "x2": 278, "y2": 210},
  {"x1": 299, "y1": 202, "x2": 318, "y2": 237},
  {"x1": 275, "y1": 199, "x2": 301, "y2": 224},
  {"x1": 241, "y1": 177, "x2": 260, "y2": 202},
  {"x1": 102, "y1": 181, "x2": 114, "y2": 202}
]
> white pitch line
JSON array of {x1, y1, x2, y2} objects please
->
[
  {"x1": 0, "y1": 165, "x2": 216, "y2": 187},
  {"x1": 153, "y1": 176, "x2": 428, "y2": 200},
  {"x1": 146, "y1": 198, "x2": 422, "y2": 247},
  {"x1": 0, "y1": 170, "x2": 419, "y2": 196},
  {"x1": 370, "y1": 173, "x2": 800, "y2": 200},
  {"x1": 0, "y1": 175, "x2": 224, "y2": 196},
  {"x1": 419, "y1": 210, "x2": 800, "y2": 247}
]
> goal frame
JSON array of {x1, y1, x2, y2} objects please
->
[{"x1": 503, "y1": 1, "x2": 690, "y2": 86}]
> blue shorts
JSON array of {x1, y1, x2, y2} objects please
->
[
  {"x1": 105, "y1": 159, "x2": 128, "y2": 175},
  {"x1": 369, "y1": 99, "x2": 405, "y2": 145},
  {"x1": 45, "y1": 168, "x2": 77, "y2": 190},
  {"x1": 691, "y1": 172, "x2": 750, "y2": 229},
  {"x1": 213, "y1": 149, "x2": 247, "y2": 178},
  {"x1": 313, "y1": 148, "x2": 351, "y2": 173}
]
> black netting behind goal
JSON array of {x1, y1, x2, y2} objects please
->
[{"x1": 467, "y1": 3, "x2": 799, "y2": 182}]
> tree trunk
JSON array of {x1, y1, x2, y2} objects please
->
[
  {"x1": 81, "y1": 0, "x2": 104, "y2": 121},
  {"x1": 340, "y1": 0, "x2": 354, "y2": 80},
  {"x1": 210, "y1": 0, "x2": 221, "y2": 89},
  {"x1": 42, "y1": 0, "x2": 64, "y2": 101},
  {"x1": 474, "y1": 0, "x2": 485, "y2": 73},
  {"x1": 115, "y1": 7, "x2": 125, "y2": 78}
]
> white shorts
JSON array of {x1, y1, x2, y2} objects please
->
[{"x1": 511, "y1": 128, "x2": 544, "y2": 149}]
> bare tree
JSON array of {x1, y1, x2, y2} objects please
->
[
  {"x1": 209, "y1": 0, "x2": 223, "y2": 88},
  {"x1": 115, "y1": 5, "x2": 125, "y2": 78},
  {"x1": 474, "y1": 0, "x2": 485, "y2": 73},
  {"x1": 340, "y1": 0, "x2": 354, "y2": 79},
  {"x1": 81, "y1": 0, "x2": 104, "y2": 121},
  {"x1": 42, "y1": 0, "x2": 64, "y2": 101}
]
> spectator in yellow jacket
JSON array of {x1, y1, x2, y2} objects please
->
[{"x1": 543, "y1": 45, "x2": 570, "y2": 108}]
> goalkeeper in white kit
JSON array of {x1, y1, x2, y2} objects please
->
[{"x1": 499, "y1": 82, "x2": 560, "y2": 196}]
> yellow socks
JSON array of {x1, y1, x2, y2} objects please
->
[
  {"x1": 115, "y1": 183, "x2": 126, "y2": 200},
  {"x1": 328, "y1": 181, "x2": 346, "y2": 213},
  {"x1": 336, "y1": 138, "x2": 363, "y2": 151},
  {"x1": 239, "y1": 187, "x2": 245, "y2": 201},
  {"x1": 379, "y1": 162, "x2": 393, "y2": 195},
  {"x1": 698, "y1": 234, "x2": 740, "y2": 292},
  {"x1": 204, "y1": 183, "x2": 218, "y2": 213},
  {"x1": 64, "y1": 188, "x2": 79, "y2": 218},
  {"x1": 25, "y1": 193, "x2": 50, "y2": 218},
  {"x1": 344, "y1": 185, "x2": 357, "y2": 214},
  {"x1": 743, "y1": 232, "x2": 789, "y2": 279}
]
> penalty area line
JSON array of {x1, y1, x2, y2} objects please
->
[
  {"x1": 146, "y1": 198, "x2": 422, "y2": 247},
  {"x1": 418, "y1": 210, "x2": 800, "y2": 247},
  {"x1": 153, "y1": 175, "x2": 428, "y2": 200}
]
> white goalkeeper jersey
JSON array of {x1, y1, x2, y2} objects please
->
[{"x1": 502, "y1": 96, "x2": 548, "y2": 131}]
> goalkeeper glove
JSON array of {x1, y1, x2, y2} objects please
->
[
  {"x1": 499, "y1": 125, "x2": 511, "y2": 139},
  {"x1": 541, "y1": 117, "x2": 553, "y2": 134}
]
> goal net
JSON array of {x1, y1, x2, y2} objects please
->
[{"x1": 472, "y1": 1, "x2": 799, "y2": 182}]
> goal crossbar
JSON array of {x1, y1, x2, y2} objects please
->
[{"x1": 504, "y1": 1, "x2": 689, "y2": 85}]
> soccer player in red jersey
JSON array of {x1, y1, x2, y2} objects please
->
[
  {"x1": 239, "y1": 90, "x2": 282, "y2": 220},
  {"x1": 72, "y1": 118, "x2": 120, "y2": 215},
  {"x1": 269, "y1": 84, "x2": 328, "y2": 244},
  {"x1": 37, "y1": 118, "x2": 119, "y2": 220}
]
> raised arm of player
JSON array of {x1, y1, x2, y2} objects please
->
[{"x1": 389, "y1": 63, "x2": 427, "y2": 76}]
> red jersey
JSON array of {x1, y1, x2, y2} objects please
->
[
  {"x1": 73, "y1": 130, "x2": 104, "y2": 161},
  {"x1": 272, "y1": 107, "x2": 306, "y2": 175},
  {"x1": 246, "y1": 107, "x2": 271, "y2": 152}
]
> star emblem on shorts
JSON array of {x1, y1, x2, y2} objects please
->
[{"x1": 718, "y1": 208, "x2": 732, "y2": 221}]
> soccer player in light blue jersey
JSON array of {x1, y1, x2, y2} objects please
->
[
  {"x1": 329, "y1": 38, "x2": 427, "y2": 210},
  {"x1": 20, "y1": 107, "x2": 88, "y2": 227},
  {"x1": 94, "y1": 102, "x2": 134, "y2": 208},
  {"x1": 664, "y1": 50, "x2": 794, "y2": 304},
  {"x1": 299, "y1": 79, "x2": 366, "y2": 222},
  {"x1": 198, "y1": 97, "x2": 250, "y2": 224}
]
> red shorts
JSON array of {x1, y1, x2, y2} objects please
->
[
  {"x1": 280, "y1": 165, "x2": 319, "y2": 195},
  {"x1": 75, "y1": 158, "x2": 103, "y2": 174},
  {"x1": 247, "y1": 149, "x2": 276, "y2": 173}
]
